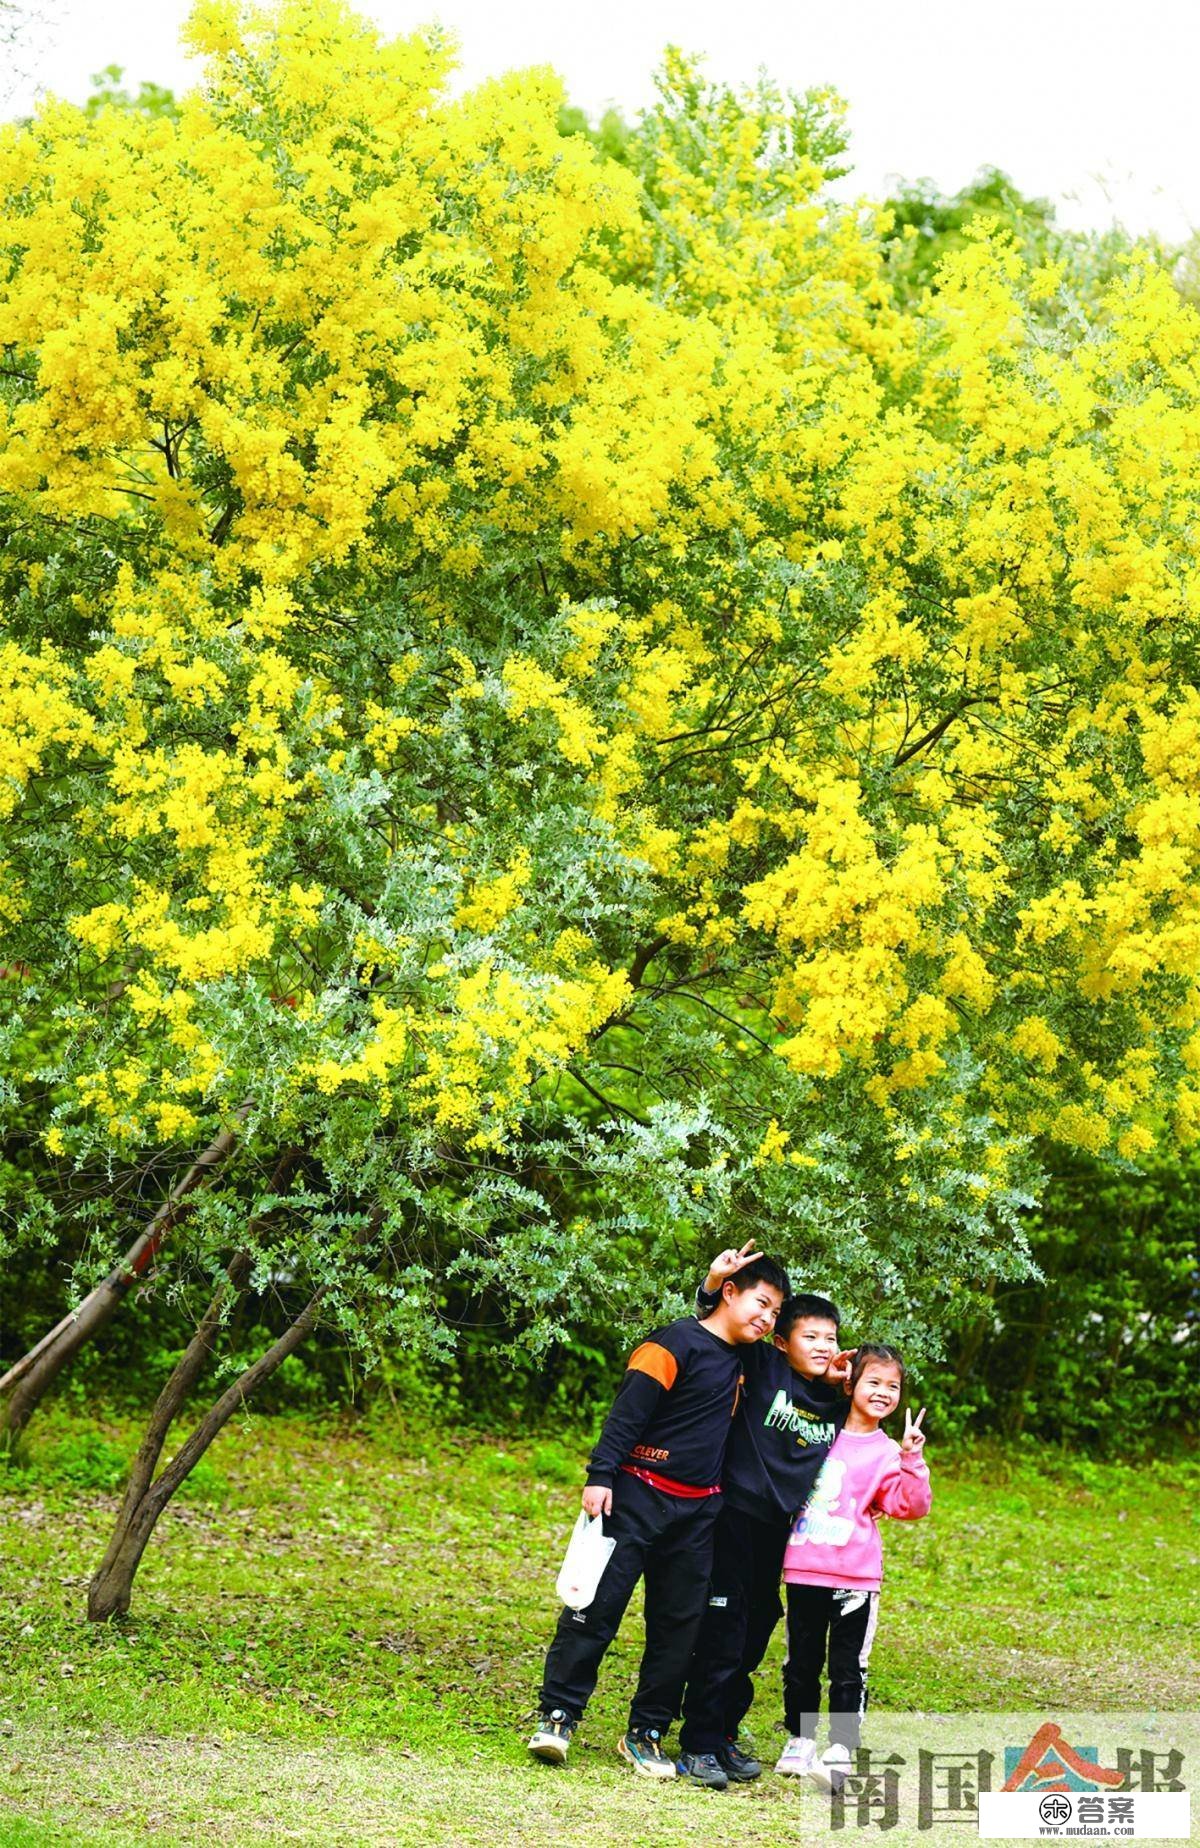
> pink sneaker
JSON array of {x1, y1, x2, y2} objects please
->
[{"x1": 774, "y1": 1735, "x2": 816, "y2": 1776}]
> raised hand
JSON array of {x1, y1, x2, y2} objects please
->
[
  {"x1": 826, "y1": 1346, "x2": 857, "y2": 1385},
  {"x1": 703, "y1": 1239, "x2": 763, "y2": 1293},
  {"x1": 901, "y1": 1406, "x2": 927, "y2": 1454}
]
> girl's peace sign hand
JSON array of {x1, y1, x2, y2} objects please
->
[
  {"x1": 901, "y1": 1406, "x2": 927, "y2": 1454},
  {"x1": 703, "y1": 1240, "x2": 763, "y2": 1292}
]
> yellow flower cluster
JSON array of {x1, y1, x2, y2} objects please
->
[
  {"x1": 4, "y1": 1, "x2": 1200, "y2": 1180},
  {"x1": 0, "y1": 643, "x2": 94, "y2": 821}
]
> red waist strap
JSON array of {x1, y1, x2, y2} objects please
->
[{"x1": 621, "y1": 1464, "x2": 722, "y2": 1499}]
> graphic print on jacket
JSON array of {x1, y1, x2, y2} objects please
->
[
  {"x1": 789, "y1": 1457, "x2": 855, "y2": 1545},
  {"x1": 763, "y1": 1385, "x2": 840, "y2": 1443}
]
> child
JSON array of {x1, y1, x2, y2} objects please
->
[
  {"x1": 676, "y1": 1244, "x2": 850, "y2": 1790},
  {"x1": 528, "y1": 1256, "x2": 789, "y2": 1779},
  {"x1": 776, "y1": 1342, "x2": 930, "y2": 1793}
]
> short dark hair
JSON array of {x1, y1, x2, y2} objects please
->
[
  {"x1": 725, "y1": 1255, "x2": 790, "y2": 1301},
  {"x1": 777, "y1": 1292, "x2": 841, "y2": 1340},
  {"x1": 849, "y1": 1342, "x2": 906, "y2": 1395}
]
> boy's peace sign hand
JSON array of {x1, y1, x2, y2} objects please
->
[
  {"x1": 901, "y1": 1406, "x2": 927, "y2": 1454},
  {"x1": 703, "y1": 1240, "x2": 763, "y2": 1293}
]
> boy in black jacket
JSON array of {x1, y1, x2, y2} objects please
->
[
  {"x1": 676, "y1": 1243, "x2": 848, "y2": 1787},
  {"x1": 529, "y1": 1256, "x2": 789, "y2": 1781}
]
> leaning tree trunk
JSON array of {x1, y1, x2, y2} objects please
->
[
  {"x1": 948, "y1": 1273, "x2": 998, "y2": 1397},
  {"x1": 88, "y1": 1280, "x2": 325, "y2": 1620},
  {"x1": 0, "y1": 1105, "x2": 250, "y2": 1446}
]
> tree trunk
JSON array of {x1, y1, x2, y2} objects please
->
[
  {"x1": 949, "y1": 1274, "x2": 999, "y2": 1394},
  {"x1": 88, "y1": 1281, "x2": 325, "y2": 1621},
  {"x1": 1007, "y1": 1289, "x2": 1051, "y2": 1438},
  {"x1": 0, "y1": 1107, "x2": 251, "y2": 1447}
]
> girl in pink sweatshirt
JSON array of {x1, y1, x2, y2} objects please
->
[{"x1": 775, "y1": 1343, "x2": 931, "y2": 1791}]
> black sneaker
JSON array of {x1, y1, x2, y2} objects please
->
[
  {"x1": 677, "y1": 1750, "x2": 729, "y2": 1789},
  {"x1": 618, "y1": 1728, "x2": 677, "y2": 1779},
  {"x1": 528, "y1": 1709, "x2": 575, "y2": 1764},
  {"x1": 717, "y1": 1737, "x2": 762, "y2": 1781}
]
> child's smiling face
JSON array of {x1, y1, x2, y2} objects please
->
[
  {"x1": 778, "y1": 1315, "x2": 839, "y2": 1379},
  {"x1": 850, "y1": 1358, "x2": 903, "y2": 1422},
  {"x1": 723, "y1": 1278, "x2": 785, "y2": 1343}
]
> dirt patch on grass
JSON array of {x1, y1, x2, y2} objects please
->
[
  {"x1": 918, "y1": 1637, "x2": 1200, "y2": 1709},
  {"x1": 0, "y1": 1727, "x2": 966, "y2": 1848}
]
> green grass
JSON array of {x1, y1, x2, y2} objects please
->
[{"x1": 0, "y1": 1405, "x2": 1197, "y2": 1844}]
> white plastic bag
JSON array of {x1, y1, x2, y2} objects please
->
[{"x1": 555, "y1": 1511, "x2": 616, "y2": 1610}]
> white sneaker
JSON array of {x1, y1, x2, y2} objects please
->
[
  {"x1": 807, "y1": 1742, "x2": 852, "y2": 1794},
  {"x1": 774, "y1": 1735, "x2": 816, "y2": 1776}
]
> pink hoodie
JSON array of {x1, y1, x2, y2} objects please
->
[{"x1": 782, "y1": 1426, "x2": 931, "y2": 1593}]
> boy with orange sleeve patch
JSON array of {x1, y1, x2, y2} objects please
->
[{"x1": 529, "y1": 1258, "x2": 789, "y2": 1779}]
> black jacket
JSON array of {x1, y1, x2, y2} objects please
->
[
  {"x1": 586, "y1": 1316, "x2": 744, "y2": 1490},
  {"x1": 695, "y1": 1285, "x2": 847, "y2": 1522}
]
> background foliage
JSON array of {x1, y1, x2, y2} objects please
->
[{"x1": 1, "y1": 2, "x2": 1197, "y2": 1457}]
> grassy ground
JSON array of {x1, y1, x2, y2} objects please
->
[{"x1": 0, "y1": 1406, "x2": 1197, "y2": 1845}]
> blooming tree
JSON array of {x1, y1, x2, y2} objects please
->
[{"x1": 3, "y1": 1, "x2": 1200, "y2": 1611}]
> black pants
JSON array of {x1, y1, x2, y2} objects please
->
[
  {"x1": 678, "y1": 1502, "x2": 790, "y2": 1752},
  {"x1": 538, "y1": 1473, "x2": 722, "y2": 1734},
  {"x1": 783, "y1": 1583, "x2": 880, "y2": 1748}
]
